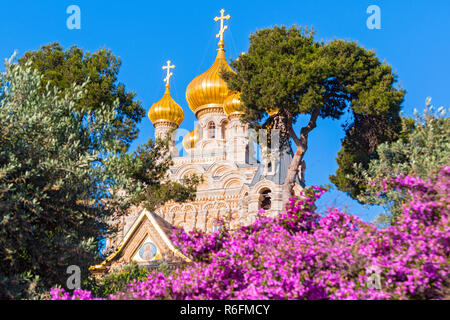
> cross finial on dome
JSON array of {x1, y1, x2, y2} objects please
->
[
  {"x1": 214, "y1": 9, "x2": 230, "y2": 42},
  {"x1": 162, "y1": 60, "x2": 175, "y2": 87}
]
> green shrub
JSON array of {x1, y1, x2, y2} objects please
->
[
  {"x1": 84, "y1": 262, "x2": 174, "y2": 298},
  {"x1": 349, "y1": 99, "x2": 449, "y2": 224}
]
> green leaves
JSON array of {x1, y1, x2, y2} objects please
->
[
  {"x1": 0, "y1": 56, "x2": 139, "y2": 299},
  {"x1": 18, "y1": 43, "x2": 145, "y2": 153},
  {"x1": 129, "y1": 136, "x2": 201, "y2": 212},
  {"x1": 224, "y1": 25, "x2": 404, "y2": 125},
  {"x1": 223, "y1": 26, "x2": 321, "y2": 123},
  {"x1": 345, "y1": 105, "x2": 449, "y2": 224},
  {"x1": 223, "y1": 25, "x2": 404, "y2": 199}
]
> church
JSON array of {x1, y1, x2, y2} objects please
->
[{"x1": 90, "y1": 9, "x2": 302, "y2": 274}]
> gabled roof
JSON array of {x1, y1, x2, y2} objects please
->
[{"x1": 89, "y1": 210, "x2": 191, "y2": 272}]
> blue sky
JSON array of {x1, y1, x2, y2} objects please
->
[{"x1": 1, "y1": 0, "x2": 449, "y2": 221}]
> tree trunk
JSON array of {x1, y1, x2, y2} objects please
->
[
  {"x1": 281, "y1": 108, "x2": 320, "y2": 207},
  {"x1": 281, "y1": 147, "x2": 305, "y2": 205}
]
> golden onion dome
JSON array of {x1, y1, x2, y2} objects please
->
[
  {"x1": 148, "y1": 84, "x2": 184, "y2": 127},
  {"x1": 186, "y1": 40, "x2": 234, "y2": 117},
  {"x1": 182, "y1": 128, "x2": 199, "y2": 151},
  {"x1": 266, "y1": 107, "x2": 279, "y2": 117},
  {"x1": 223, "y1": 91, "x2": 244, "y2": 117}
]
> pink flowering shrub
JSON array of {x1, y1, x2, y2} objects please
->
[
  {"x1": 50, "y1": 167, "x2": 449, "y2": 300},
  {"x1": 49, "y1": 288, "x2": 101, "y2": 300}
]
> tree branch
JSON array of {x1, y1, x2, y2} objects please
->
[
  {"x1": 288, "y1": 107, "x2": 321, "y2": 149},
  {"x1": 301, "y1": 107, "x2": 320, "y2": 140},
  {"x1": 286, "y1": 112, "x2": 301, "y2": 146}
]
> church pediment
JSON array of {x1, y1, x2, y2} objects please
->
[{"x1": 90, "y1": 210, "x2": 190, "y2": 273}]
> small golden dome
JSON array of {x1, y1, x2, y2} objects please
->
[
  {"x1": 182, "y1": 128, "x2": 199, "y2": 151},
  {"x1": 223, "y1": 91, "x2": 244, "y2": 117},
  {"x1": 186, "y1": 40, "x2": 234, "y2": 117},
  {"x1": 148, "y1": 84, "x2": 184, "y2": 127},
  {"x1": 266, "y1": 107, "x2": 279, "y2": 117}
]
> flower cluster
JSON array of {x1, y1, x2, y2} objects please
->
[
  {"x1": 50, "y1": 167, "x2": 449, "y2": 300},
  {"x1": 171, "y1": 226, "x2": 227, "y2": 262},
  {"x1": 49, "y1": 288, "x2": 101, "y2": 300}
]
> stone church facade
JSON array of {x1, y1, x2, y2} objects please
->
[{"x1": 90, "y1": 10, "x2": 302, "y2": 274}]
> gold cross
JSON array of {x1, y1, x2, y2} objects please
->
[
  {"x1": 162, "y1": 60, "x2": 175, "y2": 86},
  {"x1": 214, "y1": 9, "x2": 231, "y2": 41}
]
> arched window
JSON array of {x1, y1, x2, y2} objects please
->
[
  {"x1": 208, "y1": 121, "x2": 216, "y2": 138},
  {"x1": 221, "y1": 121, "x2": 228, "y2": 140},
  {"x1": 259, "y1": 189, "x2": 272, "y2": 210}
]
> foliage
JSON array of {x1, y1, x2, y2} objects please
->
[
  {"x1": 0, "y1": 272, "x2": 44, "y2": 300},
  {"x1": 83, "y1": 262, "x2": 174, "y2": 298},
  {"x1": 129, "y1": 136, "x2": 201, "y2": 212},
  {"x1": 50, "y1": 167, "x2": 450, "y2": 300},
  {"x1": 350, "y1": 101, "x2": 449, "y2": 224},
  {"x1": 222, "y1": 25, "x2": 404, "y2": 201},
  {"x1": 18, "y1": 43, "x2": 145, "y2": 152},
  {"x1": 0, "y1": 55, "x2": 137, "y2": 299},
  {"x1": 0, "y1": 51, "x2": 199, "y2": 299}
]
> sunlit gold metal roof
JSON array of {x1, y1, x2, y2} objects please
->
[
  {"x1": 148, "y1": 83, "x2": 184, "y2": 127},
  {"x1": 185, "y1": 40, "x2": 234, "y2": 117},
  {"x1": 223, "y1": 91, "x2": 244, "y2": 117},
  {"x1": 266, "y1": 107, "x2": 279, "y2": 117},
  {"x1": 182, "y1": 127, "x2": 199, "y2": 151}
]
